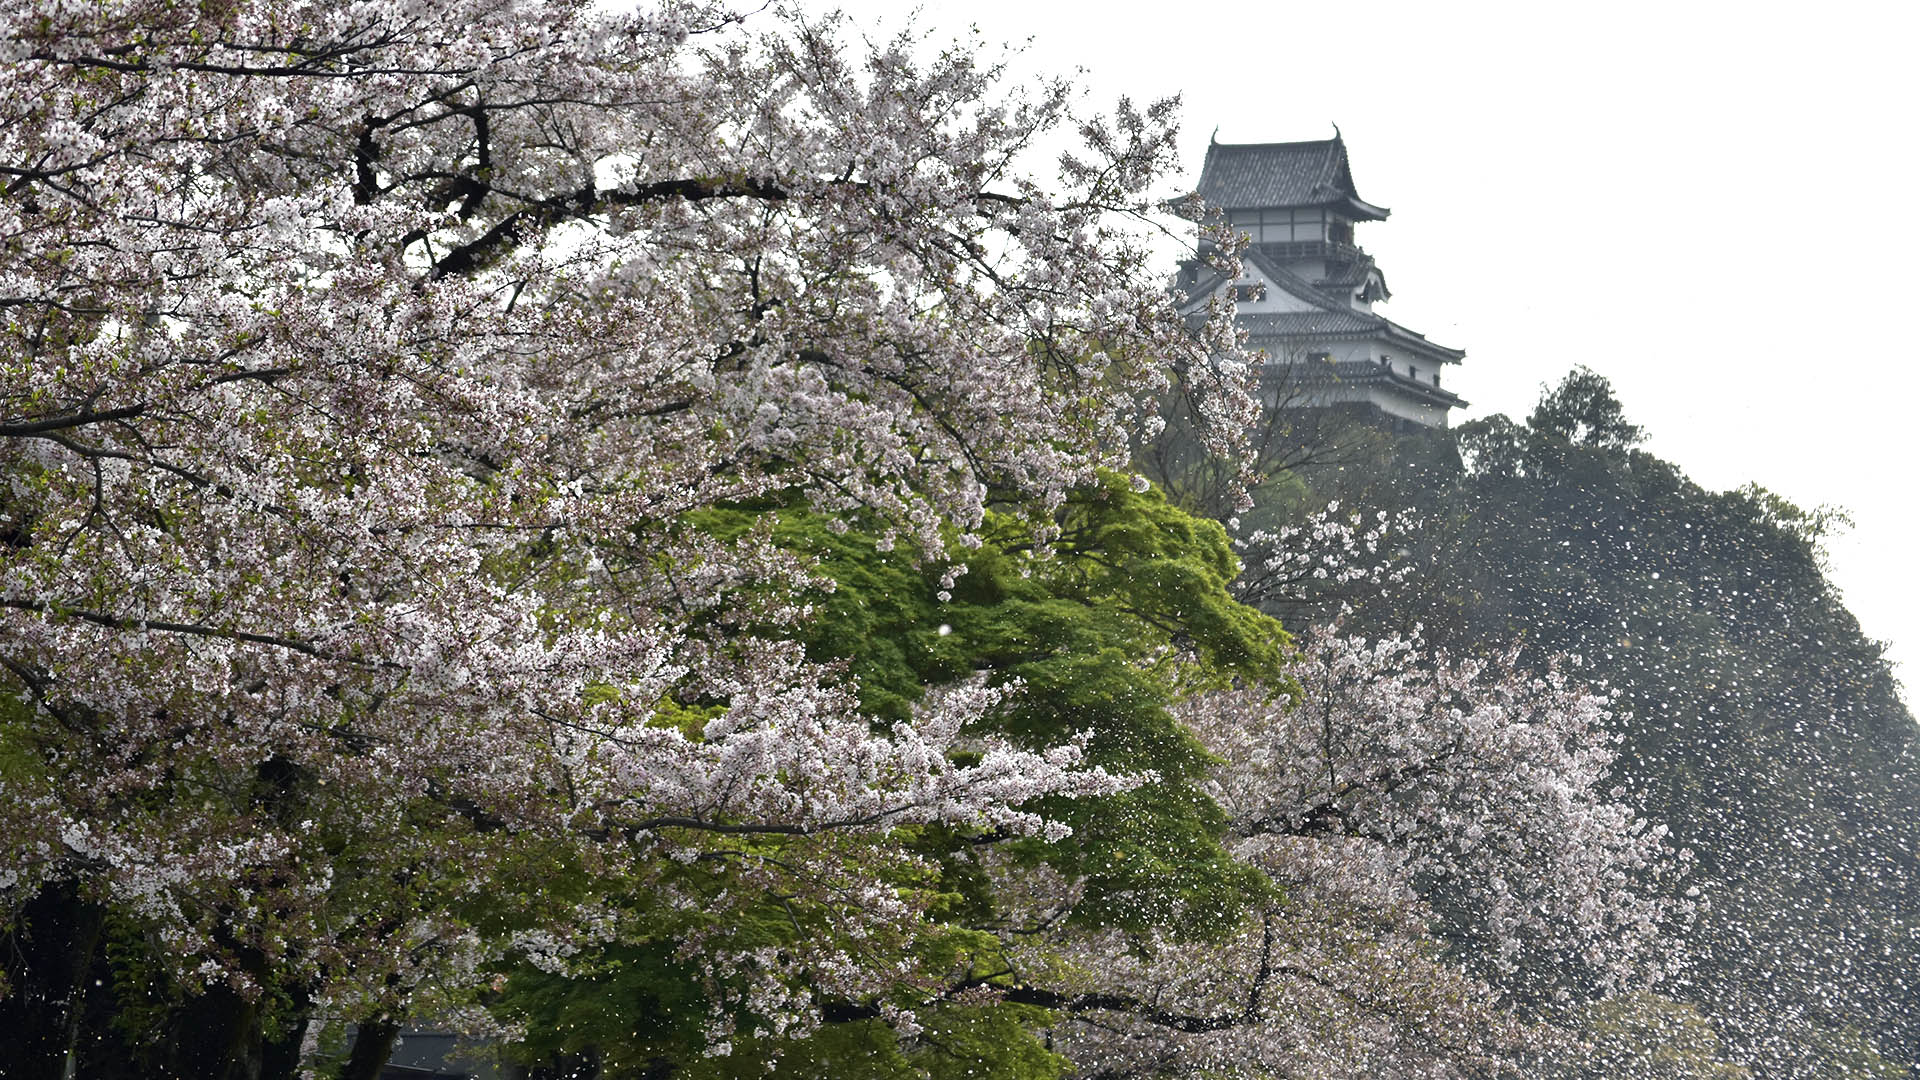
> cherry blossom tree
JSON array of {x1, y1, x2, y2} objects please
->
[
  {"x1": 1228, "y1": 500, "x2": 1415, "y2": 623},
  {"x1": 0, "y1": 0, "x2": 1257, "y2": 1070},
  {"x1": 0, "y1": 2, "x2": 1692, "y2": 1076},
  {"x1": 1017, "y1": 629, "x2": 1687, "y2": 1079}
]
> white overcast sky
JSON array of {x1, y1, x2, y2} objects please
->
[{"x1": 807, "y1": 0, "x2": 1920, "y2": 699}]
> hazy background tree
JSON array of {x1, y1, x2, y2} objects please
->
[{"x1": 1191, "y1": 369, "x2": 1920, "y2": 1078}]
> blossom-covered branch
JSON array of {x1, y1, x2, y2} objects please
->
[
  {"x1": 1019, "y1": 629, "x2": 1685, "y2": 1077},
  {"x1": 0, "y1": 0, "x2": 1253, "y2": 1052}
]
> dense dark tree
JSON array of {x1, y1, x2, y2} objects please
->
[{"x1": 1223, "y1": 371, "x2": 1920, "y2": 1079}]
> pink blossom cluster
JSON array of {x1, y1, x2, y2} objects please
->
[
  {"x1": 0, "y1": 0, "x2": 1245, "y2": 1024},
  {"x1": 1232, "y1": 500, "x2": 1416, "y2": 610},
  {"x1": 1029, "y1": 630, "x2": 1685, "y2": 1077}
]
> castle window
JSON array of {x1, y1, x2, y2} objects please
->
[{"x1": 1227, "y1": 208, "x2": 1329, "y2": 244}]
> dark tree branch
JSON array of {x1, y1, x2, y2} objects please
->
[
  {"x1": 0, "y1": 404, "x2": 147, "y2": 437},
  {"x1": 0, "y1": 597, "x2": 393, "y2": 667}
]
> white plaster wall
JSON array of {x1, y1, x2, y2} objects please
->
[
  {"x1": 1303, "y1": 382, "x2": 1444, "y2": 426},
  {"x1": 1232, "y1": 265, "x2": 1317, "y2": 313},
  {"x1": 1255, "y1": 357, "x2": 1449, "y2": 427},
  {"x1": 1251, "y1": 338, "x2": 1372, "y2": 365},
  {"x1": 1366, "y1": 385, "x2": 1445, "y2": 426}
]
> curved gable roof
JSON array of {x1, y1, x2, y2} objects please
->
[{"x1": 1195, "y1": 136, "x2": 1389, "y2": 220}]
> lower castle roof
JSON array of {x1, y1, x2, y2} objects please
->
[{"x1": 1266, "y1": 358, "x2": 1468, "y2": 409}]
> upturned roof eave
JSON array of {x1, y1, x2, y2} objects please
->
[
  {"x1": 1197, "y1": 190, "x2": 1391, "y2": 221},
  {"x1": 1340, "y1": 195, "x2": 1390, "y2": 221},
  {"x1": 1243, "y1": 323, "x2": 1466, "y2": 366},
  {"x1": 1175, "y1": 246, "x2": 1465, "y2": 366},
  {"x1": 1379, "y1": 321, "x2": 1466, "y2": 362},
  {"x1": 1265, "y1": 359, "x2": 1470, "y2": 408},
  {"x1": 1195, "y1": 137, "x2": 1391, "y2": 219}
]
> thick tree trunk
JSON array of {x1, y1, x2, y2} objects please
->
[
  {"x1": 337, "y1": 1018, "x2": 399, "y2": 1080},
  {"x1": 29, "y1": 903, "x2": 315, "y2": 1080},
  {"x1": 158, "y1": 981, "x2": 269, "y2": 1080},
  {"x1": 0, "y1": 881, "x2": 106, "y2": 1080},
  {"x1": 69, "y1": 927, "x2": 151, "y2": 1080},
  {"x1": 259, "y1": 998, "x2": 313, "y2": 1080}
]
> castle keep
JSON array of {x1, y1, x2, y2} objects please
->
[{"x1": 1180, "y1": 132, "x2": 1466, "y2": 428}]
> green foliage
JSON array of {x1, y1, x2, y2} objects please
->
[
  {"x1": 499, "y1": 939, "x2": 711, "y2": 1076},
  {"x1": 1526, "y1": 365, "x2": 1646, "y2": 450},
  {"x1": 1730, "y1": 483, "x2": 1852, "y2": 571},
  {"x1": 0, "y1": 690, "x2": 37, "y2": 786},
  {"x1": 657, "y1": 1003, "x2": 1069, "y2": 1080},
  {"x1": 692, "y1": 476, "x2": 1287, "y2": 935},
  {"x1": 498, "y1": 475, "x2": 1292, "y2": 1076},
  {"x1": 495, "y1": 862, "x2": 1076, "y2": 1079}
]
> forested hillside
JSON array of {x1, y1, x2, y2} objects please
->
[{"x1": 1177, "y1": 371, "x2": 1919, "y2": 1079}]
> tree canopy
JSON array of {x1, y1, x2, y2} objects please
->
[
  {"x1": 0, "y1": 0, "x2": 1256, "y2": 1071},
  {"x1": 1244, "y1": 371, "x2": 1920, "y2": 1079},
  {"x1": 3, "y1": 4, "x2": 1707, "y2": 1079}
]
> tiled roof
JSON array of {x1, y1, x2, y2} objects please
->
[
  {"x1": 1268, "y1": 359, "x2": 1469, "y2": 407},
  {"x1": 1195, "y1": 137, "x2": 1388, "y2": 219},
  {"x1": 1315, "y1": 257, "x2": 1378, "y2": 290},
  {"x1": 1239, "y1": 310, "x2": 1382, "y2": 336},
  {"x1": 1176, "y1": 242, "x2": 1464, "y2": 364},
  {"x1": 1240, "y1": 249, "x2": 1357, "y2": 314},
  {"x1": 1380, "y1": 320, "x2": 1466, "y2": 362},
  {"x1": 1233, "y1": 252, "x2": 1464, "y2": 362}
]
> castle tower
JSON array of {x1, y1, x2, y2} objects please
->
[{"x1": 1179, "y1": 132, "x2": 1466, "y2": 429}]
